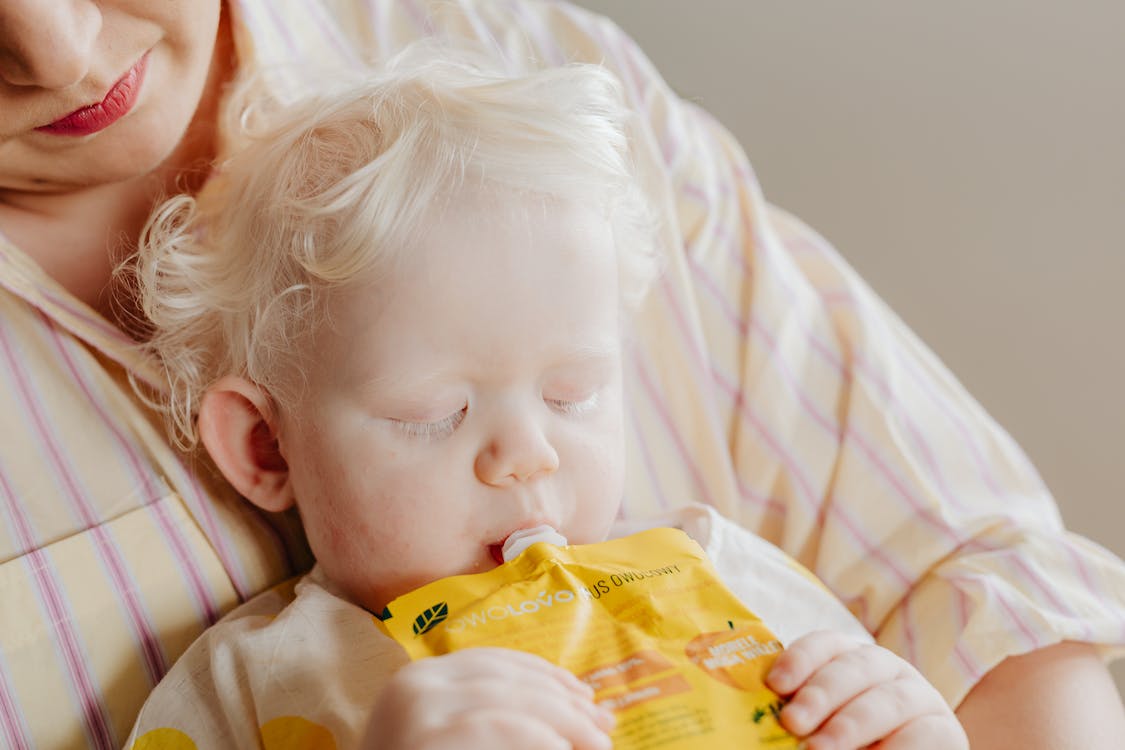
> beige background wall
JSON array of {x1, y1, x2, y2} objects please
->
[{"x1": 573, "y1": 0, "x2": 1125, "y2": 693}]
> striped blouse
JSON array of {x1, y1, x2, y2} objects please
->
[{"x1": 1, "y1": 0, "x2": 1122, "y2": 748}]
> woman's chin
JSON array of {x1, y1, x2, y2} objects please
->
[{"x1": 8, "y1": 121, "x2": 188, "y2": 192}]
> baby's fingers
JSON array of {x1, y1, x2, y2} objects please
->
[
  {"x1": 799, "y1": 676, "x2": 950, "y2": 750},
  {"x1": 766, "y1": 630, "x2": 871, "y2": 696},
  {"x1": 775, "y1": 641, "x2": 903, "y2": 736}
]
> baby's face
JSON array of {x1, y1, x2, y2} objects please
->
[{"x1": 276, "y1": 190, "x2": 626, "y2": 613}]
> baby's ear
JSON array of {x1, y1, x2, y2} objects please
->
[{"x1": 198, "y1": 376, "x2": 294, "y2": 513}]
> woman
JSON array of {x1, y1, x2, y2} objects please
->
[{"x1": 1, "y1": 1, "x2": 1122, "y2": 748}]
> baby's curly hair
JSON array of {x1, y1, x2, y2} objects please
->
[{"x1": 133, "y1": 47, "x2": 660, "y2": 451}]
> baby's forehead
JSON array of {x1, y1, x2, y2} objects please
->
[
  {"x1": 330, "y1": 186, "x2": 620, "y2": 291},
  {"x1": 305, "y1": 194, "x2": 625, "y2": 381}
]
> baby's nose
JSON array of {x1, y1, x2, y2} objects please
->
[{"x1": 474, "y1": 416, "x2": 560, "y2": 487}]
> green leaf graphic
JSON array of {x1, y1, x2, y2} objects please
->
[{"x1": 413, "y1": 602, "x2": 449, "y2": 636}]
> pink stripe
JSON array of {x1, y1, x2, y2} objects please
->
[
  {"x1": 25, "y1": 550, "x2": 114, "y2": 748},
  {"x1": 732, "y1": 468, "x2": 788, "y2": 520},
  {"x1": 635, "y1": 271, "x2": 748, "y2": 511},
  {"x1": 25, "y1": 317, "x2": 164, "y2": 683},
  {"x1": 947, "y1": 571, "x2": 1043, "y2": 653},
  {"x1": 259, "y1": 1, "x2": 301, "y2": 58},
  {"x1": 741, "y1": 258, "x2": 962, "y2": 531},
  {"x1": 506, "y1": 0, "x2": 566, "y2": 66},
  {"x1": 151, "y1": 499, "x2": 221, "y2": 624},
  {"x1": 690, "y1": 255, "x2": 967, "y2": 552},
  {"x1": 676, "y1": 249, "x2": 786, "y2": 524},
  {"x1": 590, "y1": 15, "x2": 645, "y2": 106},
  {"x1": 38, "y1": 288, "x2": 129, "y2": 345},
  {"x1": 614, "y1": 34, "x2": 687, "y2": 169},
  {"x1": 308, "y1": 3, "x2": 360, "y2": 64},
  {"x1": 629, "y1": 349, "x2": 715, "y2": 509},
  {"x1": 717, "y1": 252, "x2": 967, "y2": 519},
  {"x1": 901, "y1": 596, "x2": 919, "y2": 675},
  {"x1": 0, "y1": 339, "x2": 156, "y2": 746},
  {"x1": 675, "y1": 140, "x2": 1083, "y2": 654},
  {"x1": 0, "y1": 464, "x2": 37, "y2": 559},
  {"x1": 0, "y1": 473, "x2": 34, "y2": 750},
  {"x1": 682, "y1": 178, "x2": 737, "y2": 208},
  {"x1": 690, "y1": 104, "x2": 764, "y2": 194},
  {"x1": 180, "y1": 470, "x2": 256, "y2": 600},
  {"x1": 0, "y1": 471, "x2": 103, "y2": 746},
  {"x1": 673, "y1": 239, "x2": 916, "y2": 599},
  {"x1": 1062, "y1": 543, "x2": 1112, "y2": 624},
  {"x1": 692, "y1": 246, "x2": 1075, "y2": 649},
  {"x1": 897, "y1": 592, "x2": 919, "y2": 667},
  {"x1": 812, "y1": 287, "x2": 1110, "y2": 612},
  {"x1": 1003, "y1": 553, "x2": 1095, "y2": 642},
  {"x1": 92, "y1": 525, "x2": 167, "y2": 679},
  {"x1": 870, "y1": 344, "x2": 1008, "y2": 501},
  {"x1": 688, "y1": 170, "x2": 1122, "y2": 676},
  {"x1": 806, "y1": 277, "x2": 1112, "y2": 621},
  {"x1": 399, "y1": 0, "x2": 436, "y2": 35},
  {"x1": 0, "y1": 248, "x2": 161, "y2": 389},
  {"x1": 458, "y1": 2, "x2": 503, "y2": 58},
  {"x1": 364, "y1": 0, "x2": 392, "y2": 52},
  {"x1": 654, "y1": 272, "x2": 708, "y2": 357},
  {"x1": 0, "y1": 658, "x2": 29, "y2": 750},
  {"x1": 47, "y1": 320, "x2": 221, "y2": 626},
  {"x1": 681, "y1": 182, "x2": 709, "y2": 205},
  {"x1": 951, "y1": 586, "x2": 983, "y2": 684},
  {"x1": 622, "y1": 358, "x2": 672, "y2": 517},
  {"x1": 771, "y1": 228, "x2": 989, "y2": 510},
  {"x1": 744, "y1": 264, "x2": 1060, "y2": 599},
  {"x1": 0, "y1": 247, "x2": 123, "y2": 346},
  {"x1": 992, "y1": 581, "x2": 1049, "y2": 652},
  {"x1": 710, "y1": 369, "x2": 913, "y2": 589},
  {"x1": 702, "y1": 244, "x2": 1012, "y2": 571},
  {"x1": 877, "y1": 343, "x2": 1104, "y2": 628}
]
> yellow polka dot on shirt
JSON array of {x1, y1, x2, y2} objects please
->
[
  {"x1": 260, "y1": 716, "x2": 336, "y2": 749},
  {"x1": 130, "y1": 727, "x2": 197, "y2": 750}
]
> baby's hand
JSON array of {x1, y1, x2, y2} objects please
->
[
  {"x1": 362, "y1": 647, "x2": 615, "y2": 750},
  {"x1": 766, "y1": 631, "x2": 968, "y2": 750}
]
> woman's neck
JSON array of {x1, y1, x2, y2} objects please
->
[{"x1": 0, "y1": 176, "x2": 164, "y2": 317}]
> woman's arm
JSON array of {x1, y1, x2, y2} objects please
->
[{"x1": 956, "y1": 642, "x2": 1125, "y2": 749}]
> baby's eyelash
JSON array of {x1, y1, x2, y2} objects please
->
[
  {"x1": 547, "y1": 392, "x2": 600, "y2": 416},
  {"x1": 394, "y1": 407, "x2": 467, "y2": 440}
]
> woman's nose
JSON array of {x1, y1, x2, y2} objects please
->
[
  {"x1": 474, "y1": 412, "x2": 560, "y2": 487},
  {"x1": 0, "y1": 1, "x2": 101, "y2": 89}
]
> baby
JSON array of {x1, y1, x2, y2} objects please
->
[{"x1": 126, "y1": 51, "x2": 967, "y2": 750}]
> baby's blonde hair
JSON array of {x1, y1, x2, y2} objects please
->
[{"x1": 135, "y1": 48, "x2": 659, "y2": 450}]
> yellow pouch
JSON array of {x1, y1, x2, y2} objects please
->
[{"x1": 375, "y1": 527, "x2": 802, "y2": 749}]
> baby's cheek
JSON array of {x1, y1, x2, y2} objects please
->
[{"x1": 571, "y1": 444, "x2": 625, "y2": 537}]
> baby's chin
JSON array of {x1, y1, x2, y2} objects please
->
[{"x1": 349, "y1": 556, "x2": 504, "y2": 615}]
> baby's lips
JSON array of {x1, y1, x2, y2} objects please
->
[{"x1": 500, "y1": 525, "x2": 568, "y2": 562}]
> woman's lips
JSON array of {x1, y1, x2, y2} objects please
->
[{"x1": 35, "y1": 53, "x2": 149, "y2": 136}]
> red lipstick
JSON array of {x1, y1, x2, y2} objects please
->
[{"x1": 35, "y1": 53, "x2": 149, "y2": 136}]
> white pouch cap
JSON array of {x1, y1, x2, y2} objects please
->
[{"x1": 501, "y1": 525, "x2": 568, "y2": 562}]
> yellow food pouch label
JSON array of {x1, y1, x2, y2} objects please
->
[{"x1": 375, "y1": 527, "x2": 802, "y2": 749}]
